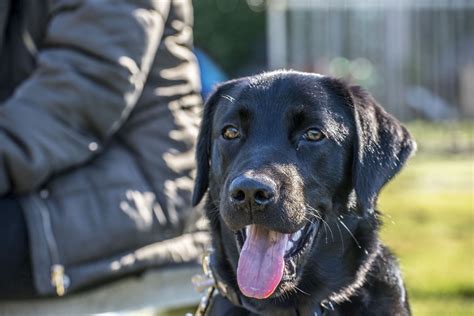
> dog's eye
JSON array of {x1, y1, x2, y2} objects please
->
[
  {"x1": 222, "y1": 126, "x2": 240, "y2": 140},
  {"x1": 303, "y1": 128, "x2": 325, "y2": 142}
]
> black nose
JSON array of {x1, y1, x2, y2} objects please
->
[{"x1": 228, "y1": 175, "x2": 276, "y2": 207}]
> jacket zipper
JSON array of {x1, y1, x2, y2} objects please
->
[{"x1": 33, "y1": 195, "x2": 69, "y2": 296}]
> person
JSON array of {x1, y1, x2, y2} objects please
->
[{"x1": 0, "y1": 0, "x2": 208, "y2": 298}]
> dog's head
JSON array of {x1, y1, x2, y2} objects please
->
[{"x1": 193, "y1": 70, "x2": 415, "y2": 308}]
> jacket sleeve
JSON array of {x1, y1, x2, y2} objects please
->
[{"x1": 0, "y1": 0, "x2": 169, "y2": 195}]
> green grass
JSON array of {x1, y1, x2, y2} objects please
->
[{"x1": 379, "y1": 121, "x2": 474, "y2": 315}]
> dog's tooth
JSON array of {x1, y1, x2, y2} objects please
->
[
  {"x1": 286, "y1": 241, "x2": 293, "y2": 252},
  {"x1": 293, "y1": 230, "x2": 302, "y2": 241}
]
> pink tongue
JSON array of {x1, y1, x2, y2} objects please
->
[{"x1": 237, "y1": 225, "x2": 288, "y2": 299}]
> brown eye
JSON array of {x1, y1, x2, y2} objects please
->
[
  {"x1": 303, "y1": 128, "x2": 325, "y2": 142},
  {"x1": 222, "y1": 126, "x2": 240, "y2": 140}
]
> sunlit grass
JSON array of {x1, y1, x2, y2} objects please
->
[
  {"x1": 411, "y1": 297, "x2": 474, "y2": 316},
  {"x1": 379, "y1": 121, "x2": 473, "y2": 315}
]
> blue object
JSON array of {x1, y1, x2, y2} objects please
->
[{"x1": 195, "y1": 48, "x2": 228, "y2": 99}]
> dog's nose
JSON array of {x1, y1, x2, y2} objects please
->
[{"x1": 229, "y1": 175, "x2": 276, "y2": 207}]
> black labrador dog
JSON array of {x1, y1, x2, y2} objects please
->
[{"x1": 192, "y1": 70, "x2": 415, "y2": 315}]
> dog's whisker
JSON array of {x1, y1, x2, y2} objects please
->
[
  {"x1": 322, "y1": 222, "x2": 329, "y2": 244},
  {"x1": 206, "y1": 205, "x2": 221, "y2": 222},
  {"x1": 338, "y1": 218, "x2": 362, "y2": 249},
  {"x1": 305, "y1": 204, "x2": 334, "y2": 242},
  {"x1": 278, "y1": 290, "x2": 290, "y2": 303},
  {"x1": 375, "y1": 211, "x2": 396, "y2": 226},
  {"x1": 335, "y1": 220, "x2": 345, "y2": 254},
  {"x1": 320, "y1": 219, "x2": 335, "y2": 243},
  {"x1": 294, "y1": 285, "x2": 311, "y2": 296},
  {"x1": 306, "y1": 205, "x2": 337, "y2": 244},
  {"x1": 291, "y1": 287, "x2": 298, "y2": 297}
]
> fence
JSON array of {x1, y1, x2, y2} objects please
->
[{"x1": 266, "y1": 0, "x2": 474, "y2": 120}]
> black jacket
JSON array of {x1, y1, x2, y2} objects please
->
[{"x1": 0, "y1": 0, "x2": 208, "y2": 296}]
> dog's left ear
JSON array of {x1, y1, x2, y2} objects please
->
[
  {"x1": 348, "y1": 85, "x2": 416, "y2": 214},
  {"x1": 192, "y1": 90, "x2": 220, "y2": 206},
  {"x1": 192, "y1": 79, "x2": 242, "y2": 206}
]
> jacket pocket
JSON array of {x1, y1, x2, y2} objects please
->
[{"x1": 21, "y1": 193, "x2": 71, "y2": 296}]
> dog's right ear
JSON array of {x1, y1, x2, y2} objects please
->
[
  {"x1": 348, "y1": 85, "x2": 417, "y2": 214},
  {"x1": 192, "y1": 81, "x2": 238, "y2": 206}
]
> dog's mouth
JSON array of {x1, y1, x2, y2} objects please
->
[{"x1": 235, "y1": 220, "x2": 319, "y2": 300}]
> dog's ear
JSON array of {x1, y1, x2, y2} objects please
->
[
  {"x1": 349, "y1": 85, "x2": 416, "y2": 214},
  {"x1": 192, "y1": 90, "x2": 220, "y2": 206},
  {"x1": 192, "y1": 80, "x2": 240, "y2": 206}
]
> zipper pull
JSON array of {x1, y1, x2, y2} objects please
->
[{"x1": 51, "y1": 264, "x2": 67, "y2": 296}]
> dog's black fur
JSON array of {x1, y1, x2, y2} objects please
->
[{"x1": 193, "y1": 70, "x2": 414, "y2": 315}]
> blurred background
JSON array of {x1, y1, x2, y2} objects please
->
[{"x1": 191, "y1": 0, "x2": 473, "y2": 315}]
